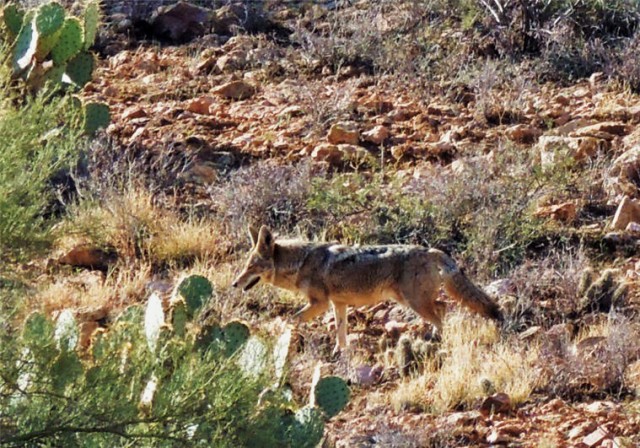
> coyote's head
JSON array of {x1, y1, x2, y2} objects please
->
[{"x1": 232, "y1": 225, "x2": 275, "y2": 291}]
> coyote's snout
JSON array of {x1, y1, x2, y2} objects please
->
[{"x1": 233, "y1": 226, "x2": 503, "y2": 351}]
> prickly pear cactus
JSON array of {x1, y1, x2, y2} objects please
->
[
  {"x1": 169, "y1": 299, "x2": 188, "y2": 338},
  {"x1": 83, "y1": 0, "x2": 100, "y2": 49},
  {"x1": 54, "y1": 309, "x2": 79, "y2": 352},
  {"x1": 22, "y1": 311, "x2": 54, "y2": 346},
  {"x1": 284, "y1": 406, "x2": 325, "y2": 448},
  {"x1": 222, "y1": 320, "x2": 250, "y2": 356},
  {"x1": 83, "y1": 101, "x2": 110, "y2": 135},
  {"x1": 50, "y1": 349, "x2": 84, "y2": 392},
  {"x1": 12, "y1": 10, "x2": 36, "y2": 72},
  {"x1": 65, "y1": 50, "x2": 94, "y2": 86},
  {"x1": 35, "y1": 1, "x2": 64, "y2": 37},
  {"x1": 273, "y1": 326, "x2": 292, "y2": 384},
  {"x1": 196, "y1": 322, "x2": 224, "y2": 351},
  {"x1": 51, "y1": 17, "x2": 83, "y2": 64},
  {"x1": 144, "y1": 292, "x2": 165, "y2": 352},
  {"x1": 312, "y1": 376, "x2": 350, "y2": 418},
  {"x1": 238, "y1": 336, "x2": 268, "y2": 377},
  {"x1": 3, "y1": 3, "x2": 25, "y2": 38},
  {"x1": 175, "y1": 275, "x2": 213, "y2": 319}
]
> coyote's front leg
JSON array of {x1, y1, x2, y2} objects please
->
[
  {"x1": 331, "y1": 302, "x2": 348, "y2": 355},
  {"x1": 293, "y1": 296, "x2": 329, "y2": 323}
]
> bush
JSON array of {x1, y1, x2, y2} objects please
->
[{"x1": 0, "y1": 45, "x2": 84, "y2": 256}]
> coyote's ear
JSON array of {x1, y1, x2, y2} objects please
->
[
  {"x1": 248, "y1": 225, "x2": 260, "y2": 247},
  {"x1": 258, "y1": 225, "x2": 274, "y2": 249}
]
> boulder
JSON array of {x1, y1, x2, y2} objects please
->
[
  {"x1": 611, "y1": 196, "x2": 640, "y2": 230},
  {"x1": 212, "y1": 80, "x2": 256, "y2": 100},
  {"x1": 327, "y1": 122, "x2": 359, "y2": 145}
]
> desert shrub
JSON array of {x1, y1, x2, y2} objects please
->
[
  {"x1": 0, "y1": 45, "x2": 84, "y2": 256},
  {"x1": 210, "y1": 160, "x2": 324, "y2": 240}
]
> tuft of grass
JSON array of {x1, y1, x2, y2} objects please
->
[
  {"x1": 61, "y1": 185, "x2": 221, "y2": 267},
  {"x1": 391, "y1": 313, "x2": 539, "y2": 414}
]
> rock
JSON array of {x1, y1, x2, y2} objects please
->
[
  {"x1": 122, "y1": 106, "x2": 147, "y2": 120},
  {"x1": 444, "y1": 411, "x2": 482, "y2": 427},
  {"x1": 505, "y1": 124, "x2": 542, "y2": 144},
  {"x1": 607, "y1": 148, "x2": 640, "y2": 198},
  {"x1": 479, "y1": 392, "x2": 511, "y2": 417},
  {"x1": 216, "y1": 50, "x2": 247, "y2": 72},
  {"x1": 187, "y1": 96, "x2": 216, "y2": 114},
  {"x1": 384, "y1": 320, "x2": 408, "y2": 337},
  {"x1": 518, "y1": 326, "x2": 542, "y2": 340},
  {"x1": 568, "y1": 420, "x2": 597, "y2": 440},
  {"x1": 362, "y1": 125, "x2": 389, "y2": 145},
  {"x1": 337, "y1": 144, "x2": 369, "y2": 161},
  {"x1": 212, "y1": 2, "x2": 265, "y2": 35},
  {"x1": 486, "y1": 428, "x2": 517, "y2": 444},
  {"x1": 150, "y1": 2, "x2": 209, "y2": 43},
  {"x1": 611, "y1": 196, "x2": 640, "y2": 230},
  {"x1": 327, "y1": 122, "x2": 360, "y2": 145},
  {"x1": 582, "y1": 427, "x2": 610, "y2": 447},
  {"x1": 58, "y1": 245, "x2": 116, "y2": 271},
  {"x1": 311, "y1": 143, "x2": 342, "y2": 165},
  {"x1": 212, "y1": 80, "x2": 256, "y2": 100},
  {"x1": 583, "y1": 401, "x2": 618, "y2": 415},
  {"x1": 534, "y1": 202, "x2": 577, "y2": 223},
  {"x1": 571, "y1": 121, "x2": 631, "y2": 139},
  {"x1": 353, "y1": 364, "x2": 383, "y2": 386},
  {"x1": 427, "y1": 103, "x2": 455, "y2": 116},
  {"x1": 538, "y1": 135, "x2": 608, "y2": 168},
  {"x1": 78, "y1": 321, "x2": 100, "y2": 351}
]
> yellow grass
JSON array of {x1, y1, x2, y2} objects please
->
[{"x1": 391, "y1": 312, "x2": 540, "y2": 414}]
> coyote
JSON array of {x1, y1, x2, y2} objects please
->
[{"x1": 232, "y1": 226, "x2": 503, "y2": 351}]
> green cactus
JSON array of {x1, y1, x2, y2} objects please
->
[
  {"x1": 83, "y1": 0, "x2": 100, "y2": 49},
  {"x1": 145, "y1": 292, "x2": 165, "y2": 352},
  {"x1": 115, "y1": 304, "x2": 144, "y2": 325},
  {"x1": 273, "y1": 326, "x2": 292, "y2": 384},
  {"x1": 176, "y1": 275, "x2": 213, "y2": 319},
  {"x1": 312, "y1": 376, "x2": 350, "y2": 419},
  {"x1": 284, "y1": 406, "x2": 325, "y2": 448},
  {"x1": 35, "y1": 2, "x2": 65, "y2": 37},
  {"x1": 22, "y1": 311, "x2": 54, "y2": 345},
  {"x1": 51, "y1": 17, "x2": 83, "y2": 65},
  {"x1": 51, "y1": 349, "x2": 84, "y2": 392},
  {"x1": 12, "y1": 10, "x2": 36, "y2": 72},
  {"x1": 238, "y1": 336, "x2": 268, "y2": 377},
  {"x1": 170, "y1": 299, "x2": 189, "y2": 338},
  {"x1": 196, "y1": 322, "x2": 224, "y2": 352},
  {"x1": 43, "y1": 63, "x2": 65, "y2": 87},
  {"x1": 222, "y1": 320, "x2": 250, "y2": 356},
  {"x1": 83, "y1": 101, "x2": 110, "y2": 135},
  {"x1": 54, "y1": 309, "x2": 79, "y2": 352},
  {"x1": 3, "y1": 3, "x2": 25, "y2": 38}
]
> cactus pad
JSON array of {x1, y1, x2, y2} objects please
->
[
  {"x1": 35, "y1": 1, "x2": 64, "y2": 37},
  {"x1": 43, "y1": 63, "x2": 65, "y2": 87},
  {"x1": 83, "y1": 0, "x2": 100, "y2": 49},
  {"x1": 285, "y1": 406, "x2": 325, "y2": 448},
  {"x1": 222, "y1": 320, "x2": 250, "y2": 356},
  {"x1": 176, "y1": 275, "x2": 213, "y2": 319},
  {"x1": 51, "y1": 349, "x2": 83, "y2": 391},
  {"x1": 13, "y1": 11, "x2": 36, "y2": 72},
  {"x1": 51, "y1": 17, "x2": 83, "y2": 64},
  {"x1": 145, "y1": 292, "x2": 165, "y2": 352},
  {"x1": 312, "y1": 376, "x2": 350, "y2": 418},
  {"x1": 3, "y1": 3, "x2": 25, "y2": 37},
  {"x1": 196, "y1": 322, "x2": 224, "y2": 351},
  {"x1": 22, "y1": 311, "x2": 53, "y2": 345},
  {"x1": 65, "y1": 50, "x2": 93, "y2": 86},
  {"x1": 54, "y1": 309, "x2": 79, "y2": 352},
  {"x1": 273, "y1": 326, "x2": 292, "y2": 383},
  {"x1": 83, "y1": 101, "x2": 110, "y2": 135},
  {"x1": 238, "y1": 336, "x2": 268, "y2": 377},
  {"x1": 170, "y1": 299, "x2": 188, "y2": 338}
]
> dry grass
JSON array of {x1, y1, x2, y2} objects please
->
[
  {"x1": 60, "y1": 186, "x2": 222, "y2": 267},
  {"x1": 390, "y1": 313, "x2": 539, "y2": 414}
]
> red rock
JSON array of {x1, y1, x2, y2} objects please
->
[
  {"x1": 479, "y1": 393, "x2": 511, "y2": 417},
  {"x1": 187, "y1": 96, "x2": 216, "y2": 114},
  {"x1": 58, "y1": 245, "x2": 116, "y2": 271},
  {"x1": 384, "y1": 320, "x2": 408, "y2": 336},
  {"x1": 534, "y1": 202, "x2": 577, "y2": 223},
  {"x1": 212, "y1": 80, "x2": 256, "y2": 100},
  {"x1": 505, "y1": 124, "x2": 542, "y2": 144},
  {"x1": 362, "y1": 125, "x2": 389, "y2": 145},
  {"x1": 122, "y1": 106, "x2": 147, "y2": 120},
  {"x1": 312, "y1": 143, "x2": 342, "y2": 165},
  {"x1": 582, "y1": 426, "x2": 610, "y2": 447},
  {"x1": 327, "y1": 122, "x2": 359, "y2": 145},
  {"x1": 611, "y1": 196, "x2": 640, "y2": 230}
]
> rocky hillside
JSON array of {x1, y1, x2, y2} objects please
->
[{"x1": 4, "y1": 1, "x2": 640, "y2": 446}]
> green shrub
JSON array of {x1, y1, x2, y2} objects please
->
[{"x1": 0, "y1": 44, "x2": 84, "y2": 255}]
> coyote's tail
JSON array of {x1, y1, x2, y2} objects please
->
[{"x1": 430, "y1": 249, "x2": 504, "y2": 323}]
